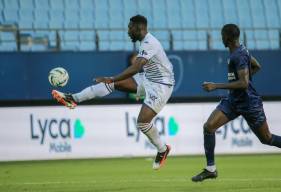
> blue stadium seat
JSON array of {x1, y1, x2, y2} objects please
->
[
  {"x1": 3, "y1": 9, "x2": 18, "y2": 22},
  {"x1": 0, "y1": 42, "x2": 17, "y2": 51},
  {"x1": 0, "y1": 32, "x2": 16, "y2": 41},
  {"x1": 254, "y1": 30, "x2": 270, "y2": 50},
  {"x1": 110, "y1": 31, "x2": 125, "y2": 41},
  {"x1": 151, "y1": 0, "x2": 167, "y2": 28},
  {"x1": 124, "y1": 41, "x2": 133, "y2": 50},
  {"x1": 94, "y1": 10, "x2": 109, "y2": 28},
  {"x1": 109, "y1": 10, "x2": 123, "y2": 28},
  {"x1": 171, "y1": 32, "x2": 184, "y2": 50},
  {"x1": 245, "y1": 30, "x2": 255, "y2": 49},
  {"x1": 49, "y1": 10, "x2": 64, "y2": 28},
  {"x1": 209, "y1": 0, "x2": 224, "y2": 28},
  {"x1": 19, "y1": 0, "x2": 34, "y2": 9},
  {"x1": 94, "y1": 0, "x2": 108, "y2": 9},
  {"x1": 278, "y1": 0, "x2": 281, "y2": 23},
  {"x1": 109, "y1": 0, "x2": 124, "y2": 28},
  {"x1": 183, "y1": 30, "x2": 198, "y2": 50},
  {"x1": 249, "y1": 0, "x2": 266, "y2": 28},
  {"x1": 64, "y1": 0, "x2": 79, "y2": 9},
  {"x1": 110, "y1": 41, "x2": 126, "y2": 51},
  {"x1": 222, "y1": 0, "x2": 239, "y2": 24},
  {"x1": 33, "y1": 10, "x2": 49, "y2": 28},
  {"x1": 236, "y1": 0, "x2": 252, "y2": 28},
  {"x1": 60, "y1": 31, "x2": 80, "y2": 41},
  {"x1": 19, "y1": 9, "x2": 33, "y2": 21},
  {"x1": 180, "y1": 0, "x2": 196, "y2": 28},
  {"x1": 18, "y1": 9, "x2": 34, "y2": 28},
  {"x1": 197, "y1": 30, "x2": 207, "y2": 50},
  {"x1": 49, "y1": 0, "x2": 64, "y2": 9},
  {"x1": 268, "y1": 30, "x2": 279, "y2": 49},
  {"x1": 61, "y1": 42, "x2": 79, "y2": 51},
  {"x1": 79, "y1": 31, "x2": 95, "y2": 41},
  {"x1": 264, "y1": 0, "x2": 280, "y2": 28},
  {"x1": 79, "y1": 42, "x2": 96, "y2": 51},
  {"x1": 194, "y1": 0, "x2": 209, "y2": 28},
  {"x1": 34, "y1": 0, "x2": 49, "y2": 9},
  {"x1": 0, "y1": 10, "x2": 4, "y2": 23},
  {"x1": 166, "y1": 0, "x2": 181, "y2": 28},
  {"x1": 80, "y1": 0, "x2": 94, "y2": 9},
  {"x1": 79, "y1": 10, "x2": 95, "y2": 28},
  {"x1": 4, "y1": 0, "x2": 19, "y2": 9},
  {"x1": 210, "y1": 30, "x2": 224, "y2": 50},
  {"x1": 64, "y1": 10, "x2": 79, "y2": 29}
]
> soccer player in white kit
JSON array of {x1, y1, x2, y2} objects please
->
[{"x1": 52, "y1": 15, "x2": 175, "y2": 170}]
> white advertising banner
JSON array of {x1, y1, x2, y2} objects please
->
[{"x1": 0, "y1": 102, "x2": 280, "y2": 161}]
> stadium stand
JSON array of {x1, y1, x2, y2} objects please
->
[{"x1": 0, "y1": 0, "x2": 280, "y2": 51}]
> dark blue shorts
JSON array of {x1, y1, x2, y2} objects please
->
[{"x1": 216, "y1": 97, "x2": 266, "y2": 130}]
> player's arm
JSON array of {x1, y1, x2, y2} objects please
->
[
  {"x1": 250, "y1": 56, "x2": 261, "y2": 75},
  {"x1": 203, "y1": 68, "x2": 249, "y2": 92},
  {"x1": 95, "y1": 57, "x2": 148, "y2": 83}
]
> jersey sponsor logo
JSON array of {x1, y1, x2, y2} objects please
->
[{"x1": 228, "y1": 72, "x2": 236, "y2": 80}]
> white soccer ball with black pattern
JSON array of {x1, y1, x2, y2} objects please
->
[{"x1": 48, "y1": 67, "x2": 69, "y2": 87}]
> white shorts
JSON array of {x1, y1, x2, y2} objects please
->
[{"x1": 133, "y1": 73, "x2": 173, "y2": 114}]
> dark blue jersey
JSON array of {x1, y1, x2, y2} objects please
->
[{"x1": 227, "y1": 45, "x2": 260, "y2": 104}]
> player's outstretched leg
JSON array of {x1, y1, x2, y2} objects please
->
[
  {"x1": 192, "y1": 109, "x2": 229, "y2": 182},
  {"x1": 52, "y1": 78, "x2": 138, "y2": 108},
  {"x1": 137, "y1": 104, "x2": 171, "y2": 170}
]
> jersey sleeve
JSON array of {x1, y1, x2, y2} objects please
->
[
  {"x1": 233, "y1": 54, "x2": 249, "y2": 71},
  {"x1": 137, "y1": 42, "x2": 157, "y2": 60}
]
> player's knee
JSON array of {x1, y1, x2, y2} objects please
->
[
  {"x1": 259, "y1": 135, "x2": 272, "y2": 145},
  {"x1": 136, "y1": 122, "x2": 152, "y2": 134},
  {"x1": 204, "y1": 122, "x2": 216, "y2": 134}
]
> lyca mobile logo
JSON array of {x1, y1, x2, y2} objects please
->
[
  {"x1": 125, "y1": 112, "x2": 179, "y2": 143},
  {"x1": 30, "y1": 114, "x2": 85, "y2": 152}
]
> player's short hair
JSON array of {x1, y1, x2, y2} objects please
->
[
  {"x1": 130, "y1": 15, "x2": 147, "y2": 26},
  {"x1": 222, "y1": 24, "x2": 240, "y2": 40}
]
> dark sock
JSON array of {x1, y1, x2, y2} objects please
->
[
  {"x1": 204, "y1": 130, "x2": 216, "y2": 166},
  {"x1": 270, "y1": 134, "x2": 281, "y2": 148}
]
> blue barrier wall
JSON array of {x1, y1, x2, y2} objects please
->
[{"x1": 0, "y1": 51, "x2": 280, "y2": 101}]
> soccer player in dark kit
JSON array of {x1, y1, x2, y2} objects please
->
[{"x1": 191, "y1": 24, "x2": 281, "y2": 182}]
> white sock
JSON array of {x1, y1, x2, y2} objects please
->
[
  {"x1": 138, "y1": 123, "x2": 167, "y2": 153},
  {"x1": 206, "y1": 165, "x2": 216, "y2": 172},
  {"x1": 72, "y1": 83, "x2": 114, "y2": 103}
]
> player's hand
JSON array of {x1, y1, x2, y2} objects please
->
[
  {"x1": 95, "y1": 77, "x2": 114, "y2": 84},
  {"x1": 202, "y1": 82, "x2": 217, "y2": 92}
]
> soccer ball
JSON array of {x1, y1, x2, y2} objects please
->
[{"x1": 48, "y1": 67, "x2": 69, "y2": 87}]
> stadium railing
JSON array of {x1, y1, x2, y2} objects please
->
[{"x1": 0, "y1": 26, "x2": 280, "y2": 51}]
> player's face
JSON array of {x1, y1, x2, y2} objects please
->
[{"x1": 128, "y1": 22, "x2": 141, "y2": 42}]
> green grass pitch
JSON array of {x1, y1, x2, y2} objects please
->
[{"x1": 0, "y1": 154, "x2": 280, "y2": 192}]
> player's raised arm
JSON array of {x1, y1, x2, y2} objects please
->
[
  {"x1": 202, "y1": 68, "x2": 249, "y2": 92},
  {"x1": 95, "y1": 57, "x2": 148, "y2": 83},
  {"x1": 250, "y1": 56, "x2": 261, "y2": 75}
]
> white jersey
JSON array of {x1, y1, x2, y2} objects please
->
[{"x1": 137, "y1": 33, "x2": 175, "y2": 86}]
